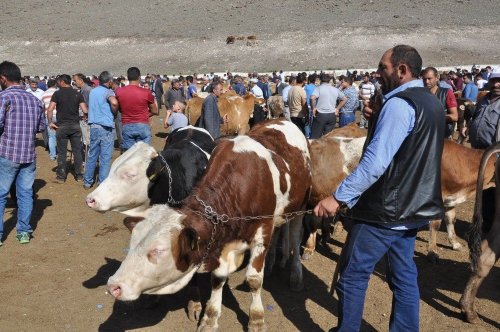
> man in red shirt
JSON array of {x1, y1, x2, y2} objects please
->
[
  {"x1": 115, "y1": 67, "x2": 158, "y2": 150},
  {"x1": 422, "y1": 67, "x2": 458, "y2": 138}
]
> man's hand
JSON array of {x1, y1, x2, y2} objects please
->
[
  {"x1": 313, "y1": 108, "x2": 318, "y2": 117},
  {"x1": 314, "y1": 195, "x2": 341, "y2": 218},
  {"x1": 49, "y1": 123, "x2": 58, "y2": 130},
  {"x1": 363, "y1": 92, "x2": 382, "y2": 120}
]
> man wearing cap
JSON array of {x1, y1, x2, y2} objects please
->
[
  {"x1": 465, "y1": 69, "x2": 500, "y2": 149},
  {"x1": 164, "y1": 79, "x2": 185, "y2": 112}
]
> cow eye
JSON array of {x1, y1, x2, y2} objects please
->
[{"x1": 120, "y1": 169, "x2": 137, "y2": 180}]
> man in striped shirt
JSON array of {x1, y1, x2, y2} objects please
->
[{"x1": 0, "y1": 61, "x2": 45, "y2": 245}]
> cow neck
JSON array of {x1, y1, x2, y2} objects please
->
[
  {"x1": 181, "y1": 208, "x2": 216, "y2": 270},
  {"x1": 181, "y1": 192, "x2": 238, "y2": 272}
]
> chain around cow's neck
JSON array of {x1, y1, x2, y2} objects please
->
[
  {"x1": 190, "y1": 195, "x2": 314, "y2": 270},
  {"x1": 157, "y1": 153, "x2": 184, "y2": 206}
]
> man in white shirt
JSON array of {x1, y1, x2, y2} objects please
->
[
  {"x1": 41, "y1": 79, "x2": 58, "y2": 160},
  {"x1": 27, "y1": 78, "x2": 44, "y2": 101},
  {"x1": 358, "y1": 74, "x2": 375, "y2": 128}
]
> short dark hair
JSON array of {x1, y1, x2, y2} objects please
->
[
  {"x1": 186, "y1": 75, "x2": 194, "y2": 83},
  {"x1": 343, "y1": 76, "x2": 353, "y2": 85},
  {"x1": 390, "y1": 45, "x2": 422, "y2": 78},
  {"x1": 99, "y1": 71, "x2": 113, "y2": 84},
  {"x1": 47, "y1": 79, "x2": 57, "y2": 88},
  {"x1": 464, "y1": 73, "x2": 472, "y2": 80},
  {"x1": 127, "y1": 67, "x2": 141, "y2": 81},
  {"x1": 296, "y1": 73, "x2": 306, "y2": 84},
  {"x1": 320, "y1": 73, "x2": 330, "y2": 83},
  {"x1": 57, "y1": 74, "x2": 72, "y2": 85},
  {"x1": 422, "y1": 67, "x2": 438, "y2": 77},
  {"x1": 308, "y1": 74, "x2": 317, "y2": 84},
  {"x1": 0, "y1": 61, "x2": 22, "y2": 82},
  {"x1": 74, "y1": 73, "x2": 86, "y2": 81}
]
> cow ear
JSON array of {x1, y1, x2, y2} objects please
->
[
  {"x1": 179, "y1": 227, "x2": 200, "y2": 253},
  {"x1": 123, "y1": 217, "x2": 145, "y2": 232}
]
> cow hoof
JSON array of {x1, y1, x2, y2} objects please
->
[
  {"x1": 248, "y1": 320, "x2": 267, "y2": 332},
  {"x1": 452, "y1": 242, "x2": 463, "y2": 251},
  {"x1": 461, "y1": 308, "x2": 480, "y2": 324},
  {"x1": 187, "y1": 300, "x2": 202, "y2": 322},
  {"x1": 426, "y1": 251, "x2": 440, "y2": 264},
  {"x1": 197, "y1": 324, "x2": 218, "y2": 332},
  {"x1": 301, "y1": 251, "x2": 312, "y2": 260}
]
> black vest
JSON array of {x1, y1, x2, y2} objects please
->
[{"x1": 350, "y1": 87, "x2": 445, "y2": 224}]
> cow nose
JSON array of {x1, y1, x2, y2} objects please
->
[
  {"x1": 108, "y1": 284, "x2": 122, "y2": 299},
  {"x1": 86, "y1": 197, "x2": 96, "y2": 208}
]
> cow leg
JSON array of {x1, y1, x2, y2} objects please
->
[
  {"x1": 427, "y1": 219, "x2": 442, "y2": 263},
  {"x1": 444, "y1": 208, "x2": 462, "y2": 250},
  {"x1": 246, "y1": 228, "x2": 272, "y2": 332},
  {"x1": 289, "y1": 215, "x2": 304, "y2": 292},
  {"x1": 279, "y1": 222, "x2": 290, "y2": 269},
  {"x1": 302, "y1": 214, "x2": 321, "y2": 260},
  {"x1": 265, "y1": 228, "x2": 280, "y2": 277},
  {"x1": 197, "y1": 274, "x2": 227, "y2": 332},
  {"x1": 187, "y1": 275, "x2": 202, "y2": 322},
  {"x1": 460, "y1": 236, "x2": 500, "y2": 323}
]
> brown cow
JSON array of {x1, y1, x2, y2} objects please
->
[
  {"x1": 460, "y1": 142, "x2": 500, "y2": 324},
  {"x1": 107, "y1": 119, "x2": 312, "y2": 331},
  {"x1": 305, "y1": 131, "x2": 496, "y2": 262},
  {"x1": 185, "y1": 91, "x2": 258, "y2": 136},
  {"x1": 268, "y1": 95, "x2": 285, "y2": 118}
]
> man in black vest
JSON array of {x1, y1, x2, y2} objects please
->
[
  {"x1": 314, "y1": 45, "x2": 445, "y2": 332},
  {"x1": 422, "y1": 66, "x2": 458, "y2": 138}
]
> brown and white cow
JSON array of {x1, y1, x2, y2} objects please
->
[
  {"x1": 306, "y1": 130, "x2": 496, "y2": 262},
  {"x1": 107, "y1": 119, "x2": 312, "y2": 331},
  {"x1": 268, "y1": 95, "x2": 285, "y2": 119},
  {"x1": 186, "y1": 91, "x2": 260, "y2": 136},
  {"x1": 460, "y1": 143, "x2": 500, "y2": 324}
]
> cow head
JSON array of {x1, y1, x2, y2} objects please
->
[
  {"x1": 107, "y1": 205, "x2": 199, "y2": 300},
  {"x1": 85, "y1": 142, "x2": 158, "y2": 216}
]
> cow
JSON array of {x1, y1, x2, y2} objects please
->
[
  {"x1": 460, "y1": 143, "x2": 500, "y2": 324},
  {"x1": 304, "y1": 130, "x2": 496, "y2": 262},
  {"x1": 185, "y1": 91, "x2": 260, "y2": 136},
  {"x1": 86, "y1": 125, "x2": 215, "y2": 321},
  {"x1": 107, "y1": 119, "x2": 312, "y2": 332},
  {"x1": 268, "y1": 95, "x2": 285, "y2": 119},
  {"x1": 85, "y1": 126, "x2": 215, "y2": 217}
]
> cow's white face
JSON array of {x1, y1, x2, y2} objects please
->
[
  {"x1": 86, "y1": 142, "x2": 157, "y2": 214},
  {"x1": 107, "y1": 206, "x2": 198, "y2": 300}
]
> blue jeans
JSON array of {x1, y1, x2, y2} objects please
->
[
  {"x1": 336, "y1": 222, "x2": 419, "y2": 332},
  {"x1": 121, "y1": 123, "x2": 151, "y2": 151},
  {"x1": 84, "y1": 125, "x2": 114, "y2": 186},
  {"x1": 0, "y1": 156, "x2": 36, "y2": 238},
  {"x1": 339, "y1": 112, "x2": 356, "y2": 128},
  {"x1": 47, "y1": 115, "x2": 57, "y2": 159}
]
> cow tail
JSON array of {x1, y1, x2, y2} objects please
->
[{"x1": 466, "y1": 143, "x2": 500, "y2": 272}]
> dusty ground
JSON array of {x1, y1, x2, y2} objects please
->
[
  {"x1": 0, "y1": 0, "x2": 499, "y2": 75},
  {"x1": 0, "y1": 1, "x2": 499, "y2": 331},
  {"x1": 0, "y1": 113, "x2": 499, "y2": 332}
]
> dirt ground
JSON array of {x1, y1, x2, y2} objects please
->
[
  {"x1": 0, "y1": 0, "x2": 499, "y2": 75},
  {"x1": 0, "y1": 113, "x2": 498, "y2": 332},
  {"x1": 1, "y1": 1, "x2": 500, "y2": 331}
]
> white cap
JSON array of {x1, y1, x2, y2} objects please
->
[{"x1": 489, "y1": 67, "x2": 500, "y2": 80}]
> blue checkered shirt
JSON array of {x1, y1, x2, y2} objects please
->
[{"x1": 0, "y1": 85, "x2": 45, "y2": 163}]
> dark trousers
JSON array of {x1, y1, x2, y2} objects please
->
[
  {"x1": 310, "y1": 112, "x2": 336, "y2": 139},
  {"x1": 56, "y1": 123, "x2": 84, "y2": 179}
]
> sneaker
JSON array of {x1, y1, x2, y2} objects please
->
[
  {"x1": 83, "y1": 184, "x2": 92, "y2": 190},
  {"x1": 16, "y1": 232, "x2": 30, "y2": 244},
  {"x1": 75, "y1": 176, "x2": 84, "y2": 182},
  {"x1": 54, "y1": 177, "x2": 65, "y2": 184}
]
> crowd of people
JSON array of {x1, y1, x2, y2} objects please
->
[{"x1": 0, "y1": 48, "x2": 499, "y2": 330}]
